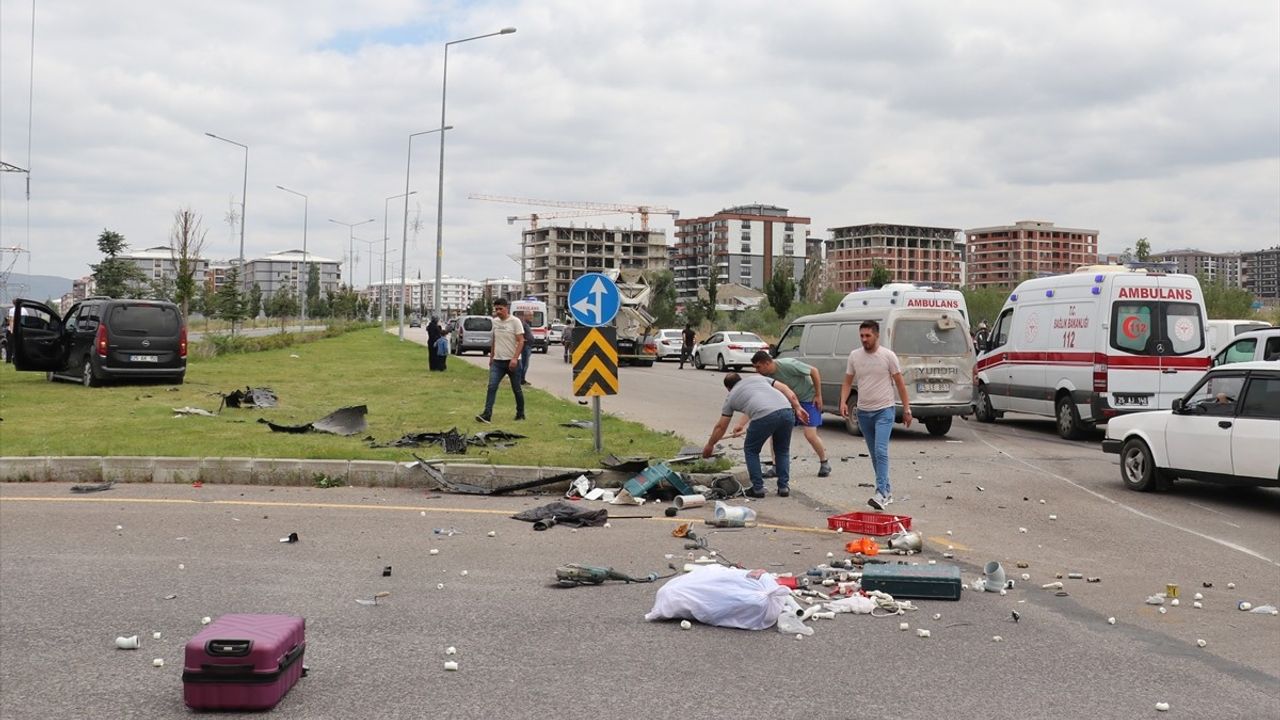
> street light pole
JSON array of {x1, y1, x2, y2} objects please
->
[
  {"x1": 206, "y1": 132, "x2": 249, "y2": 333},
  {"x1": 383, "y1": 190, "x2": 417, "y2": 330},
  {"x1": 329, "y1": 218, "x2": 375, "y2": 291},
  {"x1": 275, "y1": 185, "x2": 309, "y2": 332},
  {"x1": 400, "y1": 126, "x2": 452, "y2": 340},
  {"x1": 433, "y1": 27, "x2": 516, "y2": 325}
]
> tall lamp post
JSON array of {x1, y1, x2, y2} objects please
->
[
  {"x1": 354, "y1": 236, "x2": 381, "y2": 318},
  {"x1": 275, "y1": 185, "x2": 309, "y2": 332},
  {"x1": 205, "y1": 131, "x2": 249, "y2": 332},
  {"x1": 383, "y1": 190, "x2": 417, "y2": 329},
  {"x1": 329, "y1": 217, "x2": 375, "y2": 290},
  {"x1": 399, "y1": 126, "x2": 452, "y2": 340},
  {"x1": 432, "y1": 27, "x2": 516, "y2": 326}
]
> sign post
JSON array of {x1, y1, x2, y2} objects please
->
[{"x1": 568, "y1": 273, "x2": 621, "y2": 453}]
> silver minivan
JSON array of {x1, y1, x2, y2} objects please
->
[
  {"x1": 452, "y1": 315, "x2": 494, "y2": 355},
  {"x1": 774, "y1": 307, "x2": 976, "y2": 436}
]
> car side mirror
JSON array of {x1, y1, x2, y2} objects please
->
[
  {"x1": 769, "y1": 344, "x2": 778, "y2": 357},
  {"x1": 1171, "y1": 398, "x2": 1185, "y2": 414}
]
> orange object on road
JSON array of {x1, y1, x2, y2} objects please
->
[{"x1": 845, "y1": 538, "x2": 880, "y2": 556}]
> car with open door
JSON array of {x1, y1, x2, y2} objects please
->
[{"x1": 10, "y1": 297, "x2": 187, "y2": 387}]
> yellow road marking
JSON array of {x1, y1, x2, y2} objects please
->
[{"x1": 928, "y1": 535, "x2": 971, "y2": 551}]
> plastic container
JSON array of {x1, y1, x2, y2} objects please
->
[
  {"x1": 714, "y1": 501, "x2": 757, "y2": 524},
  {"x1": 827, "y1": 512, "x2": 912, "y2": 536}
]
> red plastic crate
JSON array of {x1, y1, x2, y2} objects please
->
[{"x1": 827, "y1": 512, "x2": 912, "y2": 536}]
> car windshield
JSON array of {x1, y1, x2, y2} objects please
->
[
  {"x1": 107, "y1": 304, "x2": 180, "y2": 335},
  {"x1": 463, "y1": 317, "x2": 492, "y2": 331},
  {"x1": 891, "y1": 319, "x2": 970, "y2": 356},
  {"x1": 727, "y1": 333, "x2": 763, "y2": 343}
]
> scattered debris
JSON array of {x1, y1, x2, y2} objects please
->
[
  {"x1": 279, "y1": 532, "x2": 299, "y2": 544},
  {"x1": 679, "y1": 620, "x2": 692, "y2": 630},
  {"x1": 382, "y1": 566, "x2": 392, "y2": 577},
  {"x1": 1107, "y1": 617, "x2": 1116, "y2": 625},
  {"x1": 71, "y1": 481, "x2": 114, "y2": 494},
  {"x1": 222, "y1": 387, "x2": 278, "y2": 409},
  {"x1": 445, "y1": 646, "x2": 457, "y2": 655},
  {"x1": 152, "y1": 632, "x2": 161, "y2": 640},
  {"x1": 115, "y1": 635, "x2": 140, "y2": 649},
  {"x1": 555, "y1": 563, "x2": 676, "y2": 587},
  {"x1": 356, "y1": 591, "x2": 391, "y2": 606},
  {"x1": 153, "y1": 658, "x2": 165, "y2": 668},
  {"x1": 444, "y1": 661, "x2": 459, "y2": 671},
  {"x1": 173, "y1": 406, "x2": 218, "y2": 417},
  {"x1": 513, "y1": 501, "x2": 609, "y2": 530},
  {"x1": 260, "y1": 405, "x2": 367, "y2": 436},
  {"x1": 1156, "y1": 702, "x2": 1170, "y2": 712},
  {"x1": 561, "y1": 420, "x2": 595, "y2": 430},
  {"x1": 1197, "y1": 639, "x2": 1207, "y2": 648}
]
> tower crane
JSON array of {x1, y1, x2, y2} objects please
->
[
  {"x1": 505, "y1": 209, "x2": 629, "y2": 230},
  {"x1": 470, "y1": 194, "x2": 679, "y2": 231}
]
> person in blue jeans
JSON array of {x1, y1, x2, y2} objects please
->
[
  {"x1": 702, "y1": 372, "x2": 809, "y2": 498},
  {"x1": 839, "y1": 319, "x2": 912, "y2": 510},
  {"x1": 476, "y1": 298, "x2": 526, "y2": 423}
]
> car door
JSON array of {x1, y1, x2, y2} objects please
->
[
  {"x1": 701, "y1": 333, "x2": 722, "y2": 363},
  {"x1": 11, "y1": 299, "x2": 68, "y2": 372},
  {"x1": 981, "y1": 308, "x2": 1015, "y2": 412},
  {"x1": 1232, "y1": 373, "x2": 1280, "y2": 481},
  {"x1": 1164, "y1": 371, "x2": 1245, "y2": 477}
]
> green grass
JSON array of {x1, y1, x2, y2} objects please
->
[{"x1": 0, "y1": 328, "x2": 685, "y2": 466}]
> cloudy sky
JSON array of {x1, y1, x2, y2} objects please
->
[{"x1": 1, "y1": 0, "x2": 1277, "y2": 287}]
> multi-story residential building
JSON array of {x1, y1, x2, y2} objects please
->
[
  {"x1": 965, "y1": 220, "x2": 1098, "y2": 288},
  {"x1": 243, "y1": 250, "x2": 340, "y2": 303},
  {"x1": 485, "y1": 277, "x2": 523, "y2": 303},
  {"x1": 672, "y1": 204, "x2": 811, "y2": 303},
  {"x1": 520, "y1": 225, "x2": 668, "y2": 319},
  {"x1": 367, "y1": 276, "x2": 482, "y2": 318},
  {"x1": 1150, "y1": 249, "x2": 1244, "y2": 287},
  {"x1": 204, "y1": 262, "x2": 233, "y2": 294},
  {"x1": 824, "y1": 223, "x2": 963, "y2": 292},
  {"x1": 1243, "y1": 246, "x2": 1280, "y2": 301},
  {"x1": 117, "y1": 245, "x2": 209, "y2": 287}
]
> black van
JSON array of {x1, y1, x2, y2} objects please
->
[{"x1": 10, "y1": 297, "x2": 187, "y2": 386}]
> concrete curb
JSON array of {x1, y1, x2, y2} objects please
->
[{"x1": 0, "y1": 456, "x2": 746, "y2": 494}]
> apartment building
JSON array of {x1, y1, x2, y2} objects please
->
[
  {"x1": 965, "y1": 220, "x2": 1098, "y2": 288},
  {"x1": 671, "y1": 204, "x2": 811, "y2": 303},
  {"x1": 243, "y1": 250, "x2": 341, "y2": 302},
  {"x1": 1149, "y1": 248, "x2": 1244, "y2": 287},
  {"x1": 1244, "y1": 246, "x2": 1279, "y2": 300},
  {"x1": 117, "y1": 245, "x2": 210, "y2": 286},
  {"x1": 366, "y1": 276, "x2": 483, "y2": 317},
  {"x1": 824, "y1": 223, "x2": 962, "y2": 292},
  {"x1": 521, "y1": 225, "x2": 668, "y2": 319},
  {"x1": 485, "y1": 277, "x2": 523, "y2": 303}
]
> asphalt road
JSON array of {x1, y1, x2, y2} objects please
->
[{"x1": 1, "y1": 335, "x2": 1276, "y2": 719}]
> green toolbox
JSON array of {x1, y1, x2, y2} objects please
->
[{"x1": 861, "y1": 563, "x2": 963, "y2": 601}]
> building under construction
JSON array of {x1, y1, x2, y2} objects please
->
[{"x1": 520, "y1": 225, "x2": 668, "y2": 320}]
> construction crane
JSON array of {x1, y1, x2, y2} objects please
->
[
  {"x1": 505, "y1": 210, "x2": 629, "y2": 230},
  {"x1": 471, "y1": 194, "x2": 679, "y2": 231}
]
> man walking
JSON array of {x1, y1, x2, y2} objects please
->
[
  {"x1": 839, "y1": 320, "x2": 911, "y2": 510},
  {"x1": 476, "y1": 298, "x2": 525, "y2": 423},
  {"x1": 702, "y1": 372, "x2": 809, "y2": 498},
  {"x1": 745, "y1": 350, "x2": 831, "y2": 477},
  {"x1": 678, "y1": 323, "x2": 696, "y2": 369}
]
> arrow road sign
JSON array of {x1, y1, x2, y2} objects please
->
[
  {"x1": 571, "y1": 326, "x2": 618, "y2": 397},
  {"x1": 568, "y1": 273, "x2": 620, "y2": 328}
]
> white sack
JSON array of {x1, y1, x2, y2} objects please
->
[{"x1": 644, "y1": 565, "x2": 791, "y2": 630}]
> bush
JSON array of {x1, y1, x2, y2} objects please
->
[{"x1": 188, "y1": 322, "x2": 376, "y2": 360}]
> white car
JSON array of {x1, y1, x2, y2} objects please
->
[
  {"x1": 654, "y1": 329, "x2": 684, "y2": 361},
  {"x1": 692, "y1": 331, "x2": 769, "y2": 371},
  {"x1": 548, "y1": 323, "x2": 566, "y2": 344},
  {"x1": 1212, "y1": 328, "x2": 1280, "y2": 367},
  {"x1": 1102, "y1": 361, "x2": 1280, "y2": 491}
]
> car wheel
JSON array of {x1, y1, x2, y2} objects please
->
[
  {"x1": 974, "y1": 385, "x2": 997, "y2": 423},
  {"x1": 1055, "y1": 395, "x2": 1085, "y2": 440},
  {"x1": 693, "y1": 353, "x2": 704, "y2": 370},
  {"x1": 844, "y1": 395, "x2": 863, "y2": 436},
  {"x1": 717, "y1": 354, "x2": 727, "y2": 371},
  {"x1": 82, "y1": 358, "x2": 100, "y2": 388},
  {"x1": 924, "y1": 416, "x2": 953, "y2": 436},
  {"x1": 1120, "y1": 437, "x2": 1160, "y2": 491}
]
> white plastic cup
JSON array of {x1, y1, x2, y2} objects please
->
[
  {"x1": 674, "y1": 494, "x2": 706, "y2": 510},
  {"x1": 714, "y1": 501, "x2": 757, "y2": 523}
]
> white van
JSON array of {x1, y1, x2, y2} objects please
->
[
  {"x1": 775, "y1": 294, "x2": 976, "y2": 437},
  {"x1": 1207, "y1": 319, "x2": 1271, "y2": 353},
  {"x1": 838, "y1": 284, "x2": 969, "y2": 323},
  {"x1": 975, "y1": 266, "x2": 1211, "y2": 439}
]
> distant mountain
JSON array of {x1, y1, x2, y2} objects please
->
[{"x1": 0, "y1": 273, "x2": 75, "y2": 305}]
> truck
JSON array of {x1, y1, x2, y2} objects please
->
[{"x1": 607, "y1": 269, "x2": 657, "y2": 367}]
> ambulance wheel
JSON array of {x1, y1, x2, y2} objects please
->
[
  {"x1": 974, "y1": 385, "x2": 997, "y2": 423},
  {"x1": 1120, "y1": 438, "x2": 1158, "y2": 492},
  {"x1": 924, "y1": 417, "x2": 952, "y2": 436},
  {"x1": 1055, "y1": 395, "x2": 1086, "y2": 440}
]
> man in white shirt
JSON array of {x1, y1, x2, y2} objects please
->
[
  {"x1": 839, "y1": 319, "x2": 912, "y2": 510},
  {"x1": 476, "y1": 298, "x2": 526, "y2": 423}
]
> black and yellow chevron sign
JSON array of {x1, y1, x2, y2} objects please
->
[{"x1": 571, "y1": 326, "x2": 619, "y2": 397}]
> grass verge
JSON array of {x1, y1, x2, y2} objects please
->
[{"x1": 0, "y1": 328, "x2": 685, "y2": 466}]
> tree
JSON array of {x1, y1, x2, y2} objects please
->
[
  {"x1": 647, "y1": 270, "x2": 678, "y2": 328},
  {"x1": 1135, "y1": 238, "x2": 1151, "y2": 262},
  {"x1": 148, "y1": 276, "x2": 176, "y2": 302},
  {"x1": 198, "y1": 280, "x2": 217, "y2": 318},
  {"x1": 1199, "y1": 275, "x2": 1255, "y2": 319},
  {"x1": 961, "y1": 287, "x2": 1011, "y2": 328},
  {"x1": 765, "y1": 262, "x2": 796, "y2": 319},
  {"x1": 467, "y1": 296, "x2": 492, "y2": 317},
  {"x1": 306, "y1": 264, "x2": 321, "y2": 311},
  {"x1": 216, "y1": 267, "x2": 246, "y2": 327},
  {"x1": 703, "y1": 273, "x2": 719, "y2": 324},
  {"x1": 90, "y1": 229, "x2": 149, "y2": 298},
  {"x1": 248, "y1": 282, "x2": 263, "y2": 320},
  {"x1": 169, "y1": 208, "x2": 208, "y2": 320},
  {"x1": 799, "y1": 258, "x2": 825, "y2": 303},
  {"x1": 869, "y1": 261, "x2": 892, "y2": 289},
  {"x1": 265, "y1": 289, "x2": 299, "y2": 331}
]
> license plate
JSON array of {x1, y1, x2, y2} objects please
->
[
  {"x1": 1113, "y1": 394, "x2": 1150, "y2": 407},
  {"x1": 917, "y1": 381, "x2": 950, "y2": 393},
  {"x1": 129, "y1": 355, "x2": 159, "y2": 363}
]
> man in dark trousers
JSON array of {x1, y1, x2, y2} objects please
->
[
  {"x1": 426, "y1": 317, "x2": 445, "y2": 371},
  {"x1": 679, "y1": 323, "x2": 696, "y2": 369},
  {"x1": 702, "y1": 372, "x2": 809, "y2": 498}
]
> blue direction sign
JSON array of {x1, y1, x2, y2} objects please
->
[{"x1": 568, "y1": 272, "x2": 620, "y2": 327}]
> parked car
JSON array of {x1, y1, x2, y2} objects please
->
[
  {"x1": 1212, "y1": 328, "x2": 1280, "y2": 366},
  {"x1": 1207, "y1": 319, "x2": 1271, "y2": 353},
  {"x1": 692, "y1": 331, "x2": 768, "y2": 371},
  {"x1": 409, "y1": 316, "x2": 422, "y2": 328},
  {"x1": 1102, "y1": 361, "x2": 1280, "y2": 490},
  {"x1": 10, "y1": 297, "x2": 187, "y2": 386},
  {"x1": 452, "y1": 315, "x2": 493, "y2": 355},
  {"x1": 548, "y1": 323, "x2": 566, "y2": 345},
  {"x1": 653, "y1": 328, "x2": 684, "y2": 361}
]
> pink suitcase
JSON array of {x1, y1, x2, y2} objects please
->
[{"x1": 183, "y1": 614, "x2": 306, "y2": 711}]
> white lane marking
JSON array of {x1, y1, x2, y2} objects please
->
[
  {"x1": 968, "y1": 430, "x2": 1279, "y2": 567},
  {"x1": 1188, "y1": 501, "x2": 1228, "y2": 517},
  {"x1": 1221, "y1": 521, "x2": 1242, "y2": 529}
]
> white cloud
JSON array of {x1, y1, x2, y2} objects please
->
[{"x1": 1, "y1": 0, "x2": 1276, "y2": 291}]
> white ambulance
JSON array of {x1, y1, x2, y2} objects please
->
[
  {"x1": 975, "y1": 266, "x2": 1211, "y2": 439},
  {"x1": 838, "y1": 283, "x2": 970, "y2": 323}
]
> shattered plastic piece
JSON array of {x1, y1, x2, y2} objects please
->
[
  {"x1": 460, "y1": 570, "x2": 469, "y2": 576},
  {"x1": 1248, "y1": 604, "x2": 1277, "y2": 614},
  {"x1": 260, "y1": 405, "x2": 368, "y2": 436},
  {"x1": 1170, "y1": 599, "x2": 1180, "y2": 607},
  {"x1": 1227, "y1": 582, "x2": 1236, "y2": 589},
  {"x1": 1237, "y1": 601, "x2": 1252, "y2": 611},
  {"x1": 115, "y1": 525, "x2": 124, "y2": 531},
  {"x1": 1049, "y1": 514, "x2": 1058, "y2": 521},
  {"x1": 152, "y1": 632, "x2": 162, "y2": 640},
  {"x1": 71, "y1": 480, "x2": 115, "y2": 493},
  {"x1": 444, "y1": 661, "x2": 459, "y2": 671},
  {"x1": 201, "y1": 617, "x2": 212, "y2": 625},
  {"x1": 437, "y1": 583, "x2": 445, "y2": 590},
  {"x1": 153, "y1": 658, "x2": 165, "y2": 667},
  {"x1": 487, "y1": 531, "x2": 496, "y2": 537},
  {"x1": 916, "y1": 629, "x2": 931, "y2": 638},
  {"x1": 1194, "y1": 592, "x2": 1204, "y2": 601},
  {"x1": 1155, "y1": 702, "x2": 1170, "y2": 712},
  {"x1": 115, "y1": 635, "x2": 140, "y2": 649},
  {"x1": 679, "y1": 620, "x2": 692, "y2": 630},
  {"x1": 222, "y1": 387, "x2": 278, "y2": 409},
  {"x1": 279, "y1": 532, "x2": 299, "y2": 543},
  {"x1": 173, "y1": 406, "x2": 217, "y2": 417},
  {"x1": 1158, "y1": 607, "x2": 1167, "y2": 614},
  {"x1": 1107, "y1": 617, "x2": 1116, "y2": 625},
  {"x1": 178, "y1": 564, "x2": 185, "y2": 570},
  {"x1": 1145, "y1": 596, "x2": 1165, "y2": 606},
  {"x1": 1018, "y1": 527, "x2": 1028, "y2": 534},
  {"x1": 1021, "y1": 573, "x2": 1031, "y2": 581},
  {"x1": 932, "y1": 613, "x2": 941, "y2": 621},
  {"x1": 1196, "y1": 639, "x2": 1207, "y2": 648},
  {"x1": 899, "y1": 622, "x2": 910, "y2": 631},
  {"x1": 1043, "y1": 582, "x2": 1064, "y2": 590},
  {"x1": 429, "y1": 549, "x2": 439, "y2": 555},
  {"x1": 445, "y1": 646, "x2": 457, "y2": 655},
  {"x1": 992, "y1": 635, "x2": 1003, "y2": 642},
  {"x1": 1192, "y1": 601, "x2": 1203, "y2": 609}
]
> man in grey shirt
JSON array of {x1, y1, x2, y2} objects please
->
[
  {"x1": 702, "y1": 372, "x2": 809, "y2": 498},
  {"x1": 476, "y1": 298, "x2": 525, "y2": 423}
]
